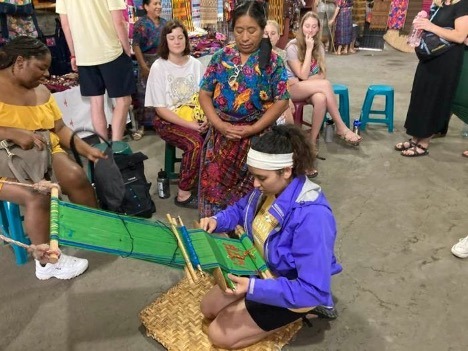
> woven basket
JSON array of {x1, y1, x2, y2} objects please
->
[{"x1": 140, "y1": 274, "x2": 302, "y2": 351}]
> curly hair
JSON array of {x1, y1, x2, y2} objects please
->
[{"x1": 0, "y1": 36, "x2": 49, "y2": 70}]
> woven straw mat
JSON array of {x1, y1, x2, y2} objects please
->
[{"x1": 140, "y1": 274, "x2": 302, "y2": 351}]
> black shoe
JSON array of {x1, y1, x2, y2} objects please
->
[
  {"x1": 174, "y1": 194, "x2": 198, "y2": 209},
  {"x1": 308, "y1": 305, "x2": 338, "y2": 320}
]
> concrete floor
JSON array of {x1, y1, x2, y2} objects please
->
[{"x1": 1, "y1": 46, "x2": 468, "y2": 351}]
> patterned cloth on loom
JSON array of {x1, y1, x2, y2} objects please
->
[
  {"x1": 401, "y1": 0, "x2": 423, "y2": 34},
  {"x1": 172, "y1": 0, "x2": 194, "y2": 31},
  {"x1": 200, "y1": 0, "x2": 219, "y2": 27},
  {"x1": 369, "y1": 0, "x2": 392, "y2": 30},
  {"x1": 387, "y1": 0, "x2": 409, "y2": 29},
  {"x1": 161, "y1": 0, "x2": 173, "y2": 21}
]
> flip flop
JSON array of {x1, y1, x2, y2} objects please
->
[
  {"x1": 337, "y1": 130, "x2": 362, "y2": 146},
  {"x1": 401, "y1": 144, "x2": 429, "y2": 157}
]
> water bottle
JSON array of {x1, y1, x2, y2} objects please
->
[
  {"x1": 324, "y1": 117, "x2": 335, "y2": 143},
  {"x1": 462, "y1": 123, "x2": 468, "y2": 138},
  {"x1": 407, "y1": 10, "x2": 428, "y2": 47},
  {"x1": 157, "y1": 169, "x2": 170, "y2": 199},
  {"x1": 353, "y1": 119, "x2": 362, "y2": 136}
]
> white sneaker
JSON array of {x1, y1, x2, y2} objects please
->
[
  {"x1": 35, "y1": 253, "x2": 89, "y2": 280},
  {"x1": 451, "y1": 235, "x2": 468, "y2": 259}
]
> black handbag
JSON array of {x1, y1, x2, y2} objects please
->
[{"x1": 414, "y1": 6, "x2": 456, "y2": 62}]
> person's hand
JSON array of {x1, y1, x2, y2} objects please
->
[
  {"x1": 328, "y1": 19, "x2": 334, "y2": 27},
  {"x1": 186, "y1": 121, "x2": 208, "y2": 133},
  {"x1": 226, "y1": 125, "x2": 255, "y2": 139},
  {"x1": 141, "y1": 66, "x2": 150, "y2": 79},
  {"x1": 86, "y1": 147, "x2": 107, "y2": 163},
  {"x1": 70, "y1": 57, "x2": 78, "y2": 72},
  {"x1": 305, "y1": 34, "x2": 315, "y2": 51},
  {"x1": 223, "y1": 274, "x2": 249, "y2": 295},
  {"x1": 413, "y1": 17, "x2": 433, "y2": 31},
  {"x1": 12, "y1": 130, "x2": 46, "y2": 150},
  {"x1": 199, "y1": 217, "x2": 217, "y2": 232}
]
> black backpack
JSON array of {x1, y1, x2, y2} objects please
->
[{"x1": 70, "y1": 132, "x2": 156, "y2": 218}]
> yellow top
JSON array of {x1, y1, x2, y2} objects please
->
[
  {"x1": 252, "y1": 195, "x2": 279, "y2": 259},
  {"x1": 0, "y1": 95, "x2": 64, "y2": 154}
]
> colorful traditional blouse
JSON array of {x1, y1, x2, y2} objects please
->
[
  {"x1": 200, "y1": 44, "x2": 290, "y2": 119},
  {"x1": 132, "y1": 16, "x2": 167, "y2": 54}
]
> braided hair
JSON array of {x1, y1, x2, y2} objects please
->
[{"x1": 0, "y1": 36, "x2": 49, "y2": 70}]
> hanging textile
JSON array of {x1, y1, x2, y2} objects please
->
[
  {"x1": 387, "y1": 0, "x2": 409, "y2": 29},
  {"x1": 172, "y1": 0, "x2": 194, "y2": 31},
  {"x1": 192, "y1": 0, "x2": 201, "y2": 29},
  {"x1": 369, "y1": 0, "x2": 392, "y2": 30},
  {"x1": 161, "y1": 0, "x2": 173, "y2": 21},
  {"x1": 401, "y1": 0, "x2": 423, "y2": 35},
  {"x1": 268, "y1": 0, "x2": 284, "y2": 35},
  {"x1": 200, "y1": 0, "x2": 218, "y2": 27}
]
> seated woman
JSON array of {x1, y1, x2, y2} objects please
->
[
  {"x1": 132, "y1": 0, "x2": 167, "y2": 139},
  {"x1": 0, "y1": 36, "x2": 105, "y2": 280},
  {"x1": 145, "y1": 20, "x2": 206, "y2": 209},
  {"x1": 199, "y1": 125, "x2": 342, "y2": 349},
  {"x1": 286, "y1": 12, "x2": 362, "y2": 152}
]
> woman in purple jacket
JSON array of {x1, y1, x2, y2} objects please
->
[{"x1": 199, "y1": 124, "x2": 342, "y2": 349}]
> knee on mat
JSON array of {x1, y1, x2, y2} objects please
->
[{"x1": 207, "y1": 323, "x2": 238, "y2": 349}]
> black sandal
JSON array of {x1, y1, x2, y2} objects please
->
[
  {"x1": 174, "y1": 194, "x2": 198, "y2": 209},
  {"x1": 401, "y1": 144, "x2": 429, "y2": 157},
  {"x1": 394, "y1": 139, "x2": 416, "y2": 151}
]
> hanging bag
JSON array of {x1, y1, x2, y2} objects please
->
[
  {"x1": 415, "y1": 7, "x2": 456, "y2": 62},
  {"x1": 0, "y1": 130, "x2": 53, "y2": 183}
]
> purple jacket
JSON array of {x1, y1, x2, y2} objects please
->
[{"x1": 213, "y1": 176, "x2": 342, "y2": 309}]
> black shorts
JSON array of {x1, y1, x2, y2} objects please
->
[
  {"x1": 245, "y1": 299, "x2": 306, "y2": 331},
  {"x1": 78, "y1": 53, "x2": 136, "y2": 98}
]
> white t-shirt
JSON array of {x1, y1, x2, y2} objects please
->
[
  {"x1": 145, "y1": 56, "x2": 204, "y2": 110},
  {"x1": 56, "y1": 0, "x2": 126, "y2": 66}
]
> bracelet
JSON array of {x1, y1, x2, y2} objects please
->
[{"x1": 70, "y1": 55, "x2": 76, "y2": 59}]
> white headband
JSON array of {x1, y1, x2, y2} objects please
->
[{"x1": 246, "y1": 149, "x2": 293, "y2": 170}]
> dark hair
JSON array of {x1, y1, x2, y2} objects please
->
[
  {"x1": 0, "y1": 36, "x2": 49, "y2": 70},
  {"x1": 250, "y1": 125, "x2": 316, "y2": 176},
  {"x1": 231, "y1": 1, "x2": 271, "y2": 69},
  {"x1": 157, "y1": 20, "x2": 191, "y2": 59}
]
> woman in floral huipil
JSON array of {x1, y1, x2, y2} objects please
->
[{"x1": 198, "y1": 0, "x2": 289, "y2": 218}]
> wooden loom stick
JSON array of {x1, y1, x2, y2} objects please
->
[
  {"x1": 166, "y1": 214, "x2": 198, "y2": 283},
  {"x1": 48, "y1": 186, "x2": 60, "y2": 263},
  {"x1": 177, "y1": 216, "x2": 204, "y2": 275},
  {"x1": 234, "y1": 225, "x2": 274, "y2": 280}
]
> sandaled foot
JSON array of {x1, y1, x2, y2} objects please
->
[
  {"x1": 401, "y1": 144, "x2": 429, "y2": 157},
  {"x1": 337, "y1": 129, "x2": 362, "y2": 146},
  {"x1": 131, "y1": 126, "x2": 145, "y2": 141},
  {"x1": 306, "y1": 169, "x2": 318, "y2": 179},
  {"x1": 348, "y1": 48, "x2": 357, "y2": 54},
  {"x1": 174, "y1": 194, "x2": 198, "y2": 209},
  {"x1": 462, "y1": 150, "x2": 468, "y2": 158},
  {"x1": 394, "y1": 139, "x2": 416, "y2": 151}
]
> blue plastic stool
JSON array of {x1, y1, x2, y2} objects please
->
[
  {"x1": 164, "y1": 143, "x2": 182, "y2": 180},
  {"x1": 332, "y1": 84, "x2": 351, "y2": 128},
  {"x1": 0, "y1": 201, "x2": 29, "y2": 265},
  {"x1": 360, "y1": 85, "x2": 394, "y2": 132}
]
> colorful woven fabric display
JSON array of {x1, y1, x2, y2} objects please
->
[
  {"x1": 161, "y1": 0, "x2": 173, "y2": 21},
  {"x1": 172, "y1": 0, "x2": 194, "y2": 31},
  {"x1": 200, "y1": 0, "x2": 218, "y2": 27}
]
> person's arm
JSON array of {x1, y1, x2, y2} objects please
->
[
  {"x1": 111, "y1": 9, "x2": 131, "y2": 56},
  {"x1": 417, "y1": 15, "x2": 468, "y2": 43},
  {"x1": 329, "y1": 5, "x2": 340, "y2": 26},
  {"x1": 53, "y1": 120, "x2": 105, "y2": 162},
  {"x1": 0, "y1": 127, "x2": 39, "y2": 150},
  {"x1": 133, "y1": 44, "x2": 150, "y2": 79},
  {"x1": 246, "y1": 205, "x2": 338, "y2": 309},
  {"x1": 59, "y1": 14, "x2": 77, "y2": 71},
  {"x1": 286, "y1": 43, "x2": 314, "y2": 81},
  {"x1": 155, "y1": 106, "x2": 204, "y2": 132}
]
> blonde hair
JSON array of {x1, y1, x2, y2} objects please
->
[
  {"x1": 294, "y1": 12, "x2": 326, "y2": 74},
  {"x1": 433, "y1": 0, "x2": 460, "y2": 6},
  {"x1": 266, "y1": 19, "x2": 280, "y2": 33}
]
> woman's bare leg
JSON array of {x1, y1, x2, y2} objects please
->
[
  {"x1": 52, "y1": 153, "x2": 97, "y2": 208},
  {"x1": 309, "y1": 93, "x2": 327, "y2": 143},
  {"x1": 0, "y1": 182, "x2": 50, "y2": 244}
]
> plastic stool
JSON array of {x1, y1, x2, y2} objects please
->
[
  {"x1": 0, "y1": 201, "x2": 29, "y2": 265},
  {"x1": 332, "y1": 84, "x2": 350, "y2": 128},
  {"x1": 292, "y1": 84, "x2": 351, "y2": 128},
  {"x1": 360, "y1": 85, "x2": 394, "y2": 132},
  {"x1": 164, "y1": 143, "x2": 182, "y2": 180}
]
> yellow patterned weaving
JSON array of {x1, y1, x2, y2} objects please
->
[{"x1": 252, "y1": 195, "x2": 278, "y2": 259}]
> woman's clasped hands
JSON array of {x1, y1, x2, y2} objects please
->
[{"x1": 218, "y1": 121, "x2": 255, "y2": 139}]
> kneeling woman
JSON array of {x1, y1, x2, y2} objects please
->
[
  {"x1": 199, "y1": 125, "x2": 342, "y2": 349},
  {"x1": 145, "y1": 20, "x2": 206, "y2": 208}
]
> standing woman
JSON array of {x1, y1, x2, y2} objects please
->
[
  {"x1": 145, "y1": 20, "x2": 206, "y2": 209},
  {"x1": 328, "y1": 0, "x2": 354, "y2": 55},
  {"x1": 286, "y1": 11, "x2": 361, "y2": 175},
  {"x1": 199, "y1": 125, "x2": 342, "y2": 349},
  {"x1": 132, "y1": 0, "x2": 167, "y2": 139},
  {"x1": 198, "y1": 0, "x2": 290, "y2": 218},
  {"x1": 395, "y1": 0, "x2": 468, "y2": 157}
]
